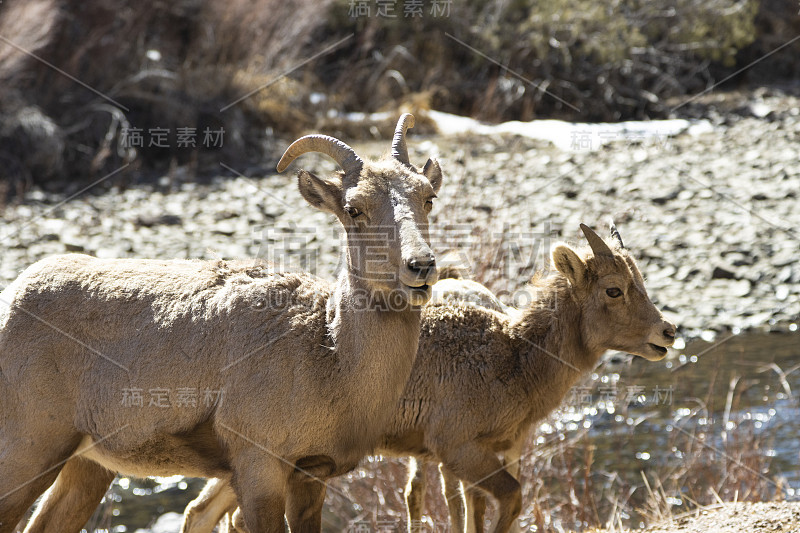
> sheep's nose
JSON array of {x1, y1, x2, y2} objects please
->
[
  {"x1": 406, "y1": 254, "x2": 436, "y2": 280},
  {"x1": 663, "y1": 323, "x2": 677, "y2": 341}
]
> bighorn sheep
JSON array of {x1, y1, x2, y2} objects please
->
[
  {"x1": 0, "y1": 114, "x2": 443, "y2": 533},
  {"x1": 181, "y1": 224, "x2": 677, "y2": 533}
]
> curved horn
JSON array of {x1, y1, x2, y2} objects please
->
[
  {"x1": 609, "y1": 221, "x2": 625, "y2": 249},
  {"x1": 277, "y1": 135, "x2": 363, "y2": 174},
  {"x1": 580, "y1": 223, "x2": 614, "y2": 257},
  {"x1": 391, "y1": 113, "x2": 415, "y2": 165}
]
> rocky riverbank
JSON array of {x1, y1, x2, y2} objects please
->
[
  {"x1": 1, "y1": 94, "x2": 799, "y2": 342},
  {"x1": 637, "y1": 501, "x2": 800, "y2": 533}
]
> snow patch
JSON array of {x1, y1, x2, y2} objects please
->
[{"x1": 426, "y1": 110, "x2": 712, "y2": 151}]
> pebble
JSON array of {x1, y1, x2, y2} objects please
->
[{"x1": 0, "y1": 96, "x2": 799, "y2": 342}]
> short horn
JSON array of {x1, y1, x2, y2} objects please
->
[
  {"x1": 580, "y1": 223, "x2": 614, "y2": 257},
  {"x1": 277, "y1": 135, "x2": 363, "y2": 175},
  {"x1": 391, "y1": 113, "x2": 415, "y2": 165},
  {"x1": 609, "y1": 221, "x2": 625, "y2": 249}
]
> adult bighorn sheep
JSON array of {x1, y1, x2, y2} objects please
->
[
  {"x1": 181, "y1": 223, "x2": 677, "y2": 533},
  {"x1": 0, "y1": 114, "x2": 442, "y2": 533}
]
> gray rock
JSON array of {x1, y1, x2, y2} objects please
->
[
  {"x1": 135, "y1": 214, "x2": 182, "y2": 227},
  {"x1": 711, "y1": 265, "x2": 738, "y2": 280}
]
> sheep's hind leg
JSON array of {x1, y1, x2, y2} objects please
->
[
  {"x1": 181, "y1": 478, "x2": 238, "y2": 533},
  {"x1": 229, "y1": 508, "x2": 247, "y2": 532},
  {"x1": 440, "y1": 465, "x2": 486, "y2": 533},
  {"x1": 440, "y1": 445, "x2": 521, "y2": 533},
  {"x1": 438, "y1": 464, "x2": 466, "y2": 533},
  {"x1": 405, "y1": 458, "x2": 427, "y2": 533},
  {"x1": 464, "y1": 487, "x2": 487, "y2": 533},
  {"x1": 23, "y1": 457, "x2": 114, "y2": 533}
]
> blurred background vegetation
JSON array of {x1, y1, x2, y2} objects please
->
[{"x1": 0, "y1": 0, "x2": 798, "y2": 187}]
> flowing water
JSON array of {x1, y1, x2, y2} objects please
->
[{"x1": 79, "y1": 331, "x2": 799, "y2": 531}]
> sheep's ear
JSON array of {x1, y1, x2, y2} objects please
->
[
  {"x1": 552, "y1": 244, "x2": 587, "y2": 288},
  {"x1": 422, "y1": 158, "x2": 442, "y2": 194},
  {"x1": 298, "y1": 171, "x2": 343, "y2": 216}
]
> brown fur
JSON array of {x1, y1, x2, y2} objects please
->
[
  {"x1": 181, "y1": 226, "x2": 676, "y2": 533},
  {"x1": 0, "y1": 120, "x2": 443, "y2": 533}
]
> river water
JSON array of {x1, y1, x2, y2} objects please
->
[
  {"x1": 589, "y1": 330, "x2": 800, "y2": 492},
  {"x1": 534, "y1": 330, "x2": 800, "y2": 530}
]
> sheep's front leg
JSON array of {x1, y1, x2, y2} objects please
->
[
  {"x1": 463, "y1": 437, "x2": 525, "y2": 533},
  {"x1": 232, "y1": 454, "x2": 289, "y2": 533},
  {"x1": 285, "y1": 478, "x2": 326, "y2": 533},
  {"x1": 405, "y1": 458, "x2": 427, "y2": 532},
  {"x1": 440, "y1": 445, "x2": 521, "y2": 533},
  {"x1": 501, "y1": 438, "x2": 525, "y2": 533},
  {"x1": 23, "y1": 457, "x2": 115, "y2": 533},
  {"x1": 0, "y1": 434, "x2": 84, "y2": 533},
  {"x1": 181, "y1": 478, "x2": 238, "y2": 533}
]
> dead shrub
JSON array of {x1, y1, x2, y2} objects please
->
[
  {"x1": 0, "y1": 0, "x2": 333, "y2": 187},
  {"x1": 1, "y1": 0, "x2": 795, "y2": 190}
]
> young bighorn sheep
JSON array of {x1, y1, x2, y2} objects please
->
[
  {"x1": 0, "y1": 114, "x2": 443, "y2": 533},
  {"x1": 181, "y1": 224, "x2": 677, "y2": 533}
]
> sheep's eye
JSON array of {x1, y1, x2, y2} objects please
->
[
  {"x1": 345, "y1": 206, "x2": 362, "y2": 218},
  {"x1": 606, "y1": 288, "x2": 622, "y2": 298}
]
